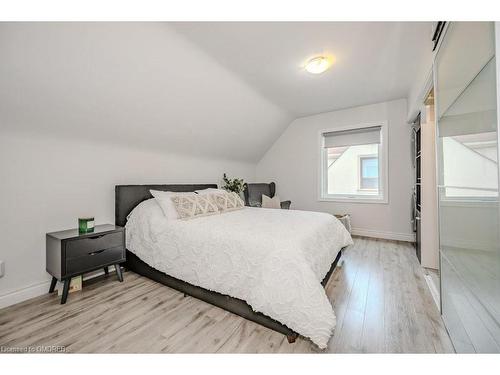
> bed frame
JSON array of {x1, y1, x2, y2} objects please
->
[{"x1": 115, "y1": 184, "x2": 342, "y2": 344}]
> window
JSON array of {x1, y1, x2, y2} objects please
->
[{"x1": 320, "y1": 124, "x2": 387, "y2": 202}]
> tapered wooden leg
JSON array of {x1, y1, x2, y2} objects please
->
[
  {"x1": 115, "y1": 264, "x2": 123, "y2": 282},
  {"x1": 49, "y1": 277, "x2": 57, "y2": 294},
  {"x1": 104, "y1": 266, "x2": 109, "y2": 275},
  {"x1": 60, "y1": 279, "x2": 70, "y2": 304},
  {"x1": 286, "y1": 333, "x2": 298, "y2": 344}
]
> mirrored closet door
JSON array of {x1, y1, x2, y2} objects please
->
[{"x1": 435, "y1": 22, "x2": 500, "y2": 353}]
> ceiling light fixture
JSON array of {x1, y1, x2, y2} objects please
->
[{"x1": 305, "y1": 56, "x2": 330, "y2": 74}]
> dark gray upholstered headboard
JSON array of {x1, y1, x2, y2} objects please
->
[{"x1": 115, "y1": 184, "x2": 217, "y2": 227}]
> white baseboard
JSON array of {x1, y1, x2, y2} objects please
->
[
  {"x1": 351, "y1": 227, "x2": 415, "y2": 242},
  {"x1": 0, "y1": 280, "x2": 52, "y2": 310},
  {"x1": 0, "y1": 269, "x2": 109, "y2": 310}
]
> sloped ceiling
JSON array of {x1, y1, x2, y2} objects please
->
[
  {"x1": 0, "y1": 22, "x2": 432, "y2": 163},
  {"x1": 172, "y1": 22, "x2": 434, "y2": 117},
  {"x1": 0, "y1": 23, "x2": 292, "y2": 162}
]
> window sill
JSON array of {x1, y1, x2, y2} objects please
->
[{"x1": 319, "y1": 195, "x2": 388, "y2": 204}]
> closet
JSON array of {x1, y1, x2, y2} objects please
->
[{"x1": 435, "y1": 22, "x2": 500, "y2": 353}]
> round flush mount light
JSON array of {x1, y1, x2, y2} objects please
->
[{"x1": 305, "y1": 56, "x2": 331, "y2": 74}]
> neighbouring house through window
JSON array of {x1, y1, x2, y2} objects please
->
[{"x1": 359, "y1": 155, "x2": 379, "y2": 190}]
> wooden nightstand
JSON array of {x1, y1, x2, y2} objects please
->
[{"x1": 46, "y1": 224, "x2": 125, "y2": 304}]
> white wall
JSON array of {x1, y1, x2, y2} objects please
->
[
  {"x1": 0, "y1": 131, "x2": 255, "y2": 307},
  {"x1": 256, "y1": 99, "x2": 414, "y2": 241}
]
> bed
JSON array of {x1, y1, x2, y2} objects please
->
[{"x1": 115, "y1": 184, "x2": 353, "y2": 348}]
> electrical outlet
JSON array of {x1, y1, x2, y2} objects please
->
[{"x1": 0, "y1": 260, "x2": 4, "y2": 278}]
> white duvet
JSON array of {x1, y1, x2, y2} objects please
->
[{"x1": 125, "y1": 200, "x2": 353, "y2": 348}]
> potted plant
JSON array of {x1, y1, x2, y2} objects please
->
[{"x1": 222, "y1": 173, "x2": 246, "y2": 196}]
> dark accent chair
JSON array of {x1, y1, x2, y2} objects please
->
[{"x1": 243, "y1": 182, "x2": 291, "y2": 209}]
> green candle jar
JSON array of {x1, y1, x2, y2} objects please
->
[{"x1": 78, "y1": 217, "x2": 95, "y2": 234}]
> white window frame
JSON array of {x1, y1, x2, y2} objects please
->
[{"x1": 318, "y1": 122, "x2": 389, "y2": 204}]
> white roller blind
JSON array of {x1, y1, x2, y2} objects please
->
[
  {"x1": 439, "y1": 110, "x2": 497, "y2": 137},
  {"x1": 323, "y1": 126, "x2": 381, "y2": 148}
]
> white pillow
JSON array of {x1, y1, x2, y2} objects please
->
[
  {"x1": 150, "y1": 190, "x2": 192, "y2": 220},
  {"x1": 262, "y1": 194, "x2": 281, "y2": 209}
]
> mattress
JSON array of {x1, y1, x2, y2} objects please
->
[{"x1": 125, "y1": 200, "x2": 353, "y2": 348}]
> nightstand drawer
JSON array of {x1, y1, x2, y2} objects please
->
[
  {"x1": 65, "y1": 231, "x2": 123, "y2": 259},
  {"x1": 65, "y1": 246, "x2": 125, "y2": 275}
]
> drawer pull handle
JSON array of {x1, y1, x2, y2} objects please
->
[
  {"x1": 88, "y1": 234, "x2": 106, "y2": 240},
  {"x1": 88, "y1": 249, "x2": 106, "y2": 256}
]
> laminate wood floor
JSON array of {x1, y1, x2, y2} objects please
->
[{"x1": 0, "y1": 237, "x2": 454, "y2": 353}]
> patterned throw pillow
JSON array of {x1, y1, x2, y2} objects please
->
[
  {"x1": 212, "y1": 191, "x2": 245, "y2": 212},
  {"x1": 170, "y1": 193, "x2": 219, "y2": 220}
]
